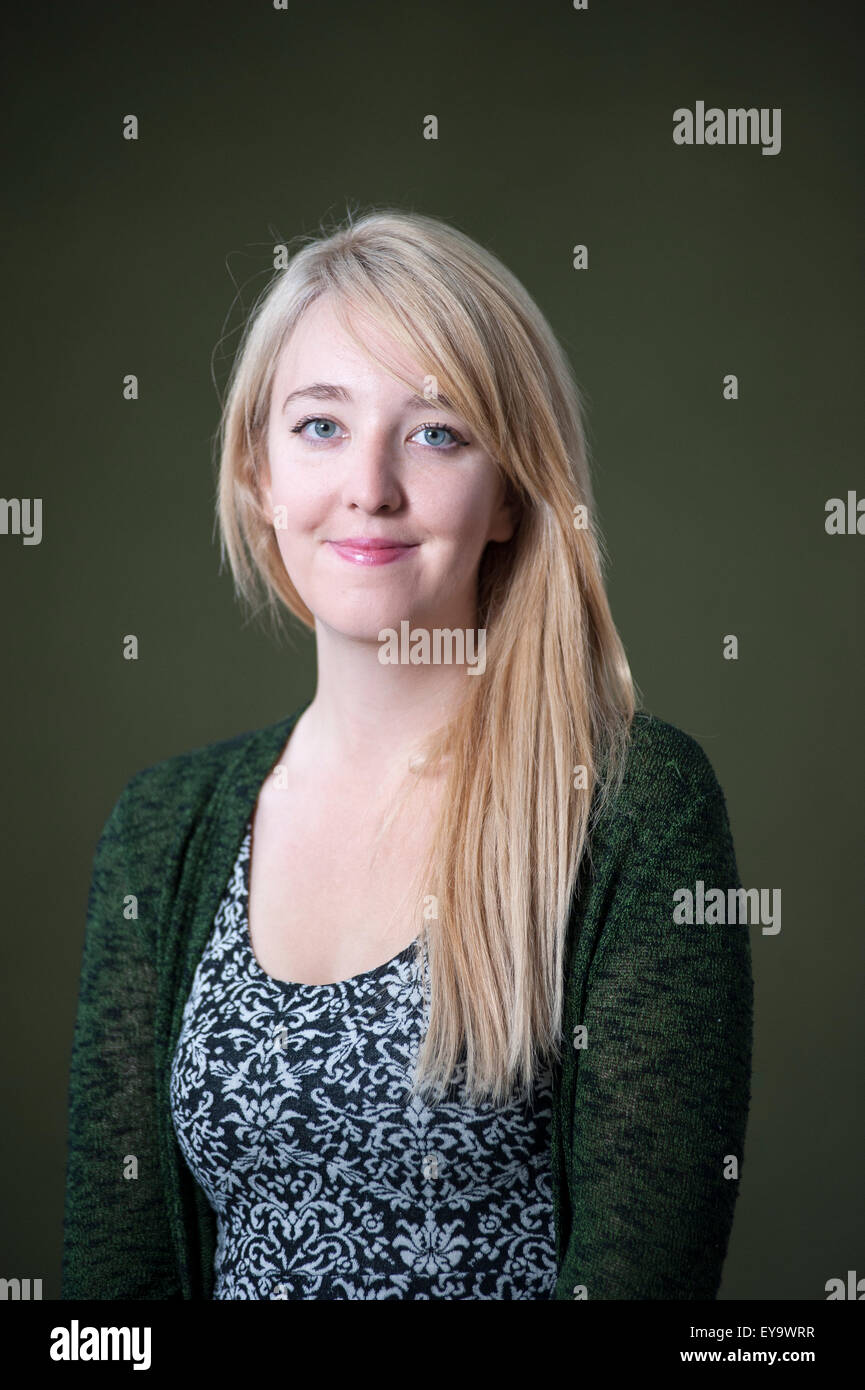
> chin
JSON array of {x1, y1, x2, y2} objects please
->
[{"x1": 313, "y1": 598, "x2": 421, "y2": 642}]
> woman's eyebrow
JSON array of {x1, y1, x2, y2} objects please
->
[{"x1": 282, "y1": 382, "x2": 456, "y2": 412}]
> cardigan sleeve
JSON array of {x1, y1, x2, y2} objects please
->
[
  {"x1": 557, "y1": 743, "x2": 754, "y2": 1299},
  {"x1": 61, "y1": 785, "x2": 181, "y2": 1299}
]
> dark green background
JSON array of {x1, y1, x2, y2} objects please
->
[{"x1": 1, "y1": 0, "x2": 861, "y2": 1300}]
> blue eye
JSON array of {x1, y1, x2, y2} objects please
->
[
  {"x1": 409, "y1": 421, "x2": 472, "y2": 450},
  {"x1": 410, "y1": 424, "x2": 460, "y2": 448},
  {"x1": 291, "y1": 417, "x2": 341, "y2": 440}
]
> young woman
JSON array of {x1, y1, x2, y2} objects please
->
[{"x1": 62, "y1": 208, "x2": 753, "y2": 1300}]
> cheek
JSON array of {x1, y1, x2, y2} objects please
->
[
  {"x1": 420, "y1": 475, "x2": 498, "y2": 545},
  {"x1": 267, "y1": 460, "x2": 324, "y2": 521}
]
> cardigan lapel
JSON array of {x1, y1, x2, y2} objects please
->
[{"x1": 155, "y1": 701, "x2": 312, "y2": 1298}]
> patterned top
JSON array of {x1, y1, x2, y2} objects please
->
[
  {"x1": 64, "y1": 709, "x2": 752, "y2": 1300},
  {"x1": 169, "y1": 823, "x2": 559, "y2": 1300}
]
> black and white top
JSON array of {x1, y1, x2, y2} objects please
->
[{"x1": 170, "y1": 823, "x2": 558, "y2": 1300}]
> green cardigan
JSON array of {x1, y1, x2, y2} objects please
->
[{"x1": 61, "y1": 703, "x2": 753, "y2": 1301}]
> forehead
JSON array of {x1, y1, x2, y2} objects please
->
[{"x1": 273, "y1": 294, "x2": 423, "y2": 391}]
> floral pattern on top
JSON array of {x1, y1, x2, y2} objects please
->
[{"x1": 170, "y1": 824, "x2": 558, "y2": 1300}]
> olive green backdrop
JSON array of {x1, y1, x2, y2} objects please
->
[{"x1": 1, "y1": 0, "x2": 861, "y2": 1300}]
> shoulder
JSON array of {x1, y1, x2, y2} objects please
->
[
  {"x1": 106, "y1": 712, "x2": 298, "y2": 846},
  {"x1": 122, "y1": 723, "x2": 259, "y2": 802},
  {"x1": 593, "y1": 711, "x2": 736, "y2": 858},
  {"x1": 622, "y1": 711, "x2": 729, "y2": 804}
]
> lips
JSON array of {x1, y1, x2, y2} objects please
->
[
  {"x1": 326, "y1": 538, "x2": 418, "y2": 567},
  {"x1": 330, "y1": 537, "x2": 416, "y2": 549}
]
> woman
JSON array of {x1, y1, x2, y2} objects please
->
[{"x1": 61, "y1": 208, "x2": 753, "y2": 1300}]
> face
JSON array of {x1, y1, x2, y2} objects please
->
[{"x1": 260, "y1": 294, "x2": 515, "y2": 642}]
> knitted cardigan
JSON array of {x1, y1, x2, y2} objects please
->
[{"x1": 61, "y1": 704, "x2": 753, "y2": 1301}]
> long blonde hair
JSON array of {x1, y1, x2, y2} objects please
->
[{"x1": 216, "y1": 207, "x2": 638, "y2": 1105}]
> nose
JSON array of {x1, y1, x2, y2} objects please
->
[{"x1": 340, "y1": 425, "x2": 404, "y2": 513}]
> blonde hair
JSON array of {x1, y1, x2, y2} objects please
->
[{"x1": 216, "y1": 207, "x2": 638, "y2": 1105}]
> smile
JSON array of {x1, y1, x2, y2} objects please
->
[{"x1": 326, "y1": 540, "x2": 418, "y2": 567}]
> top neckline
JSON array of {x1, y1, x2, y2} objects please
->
[{"x1": 236, "y1": 823, "x2": 423, "y2": 993}]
